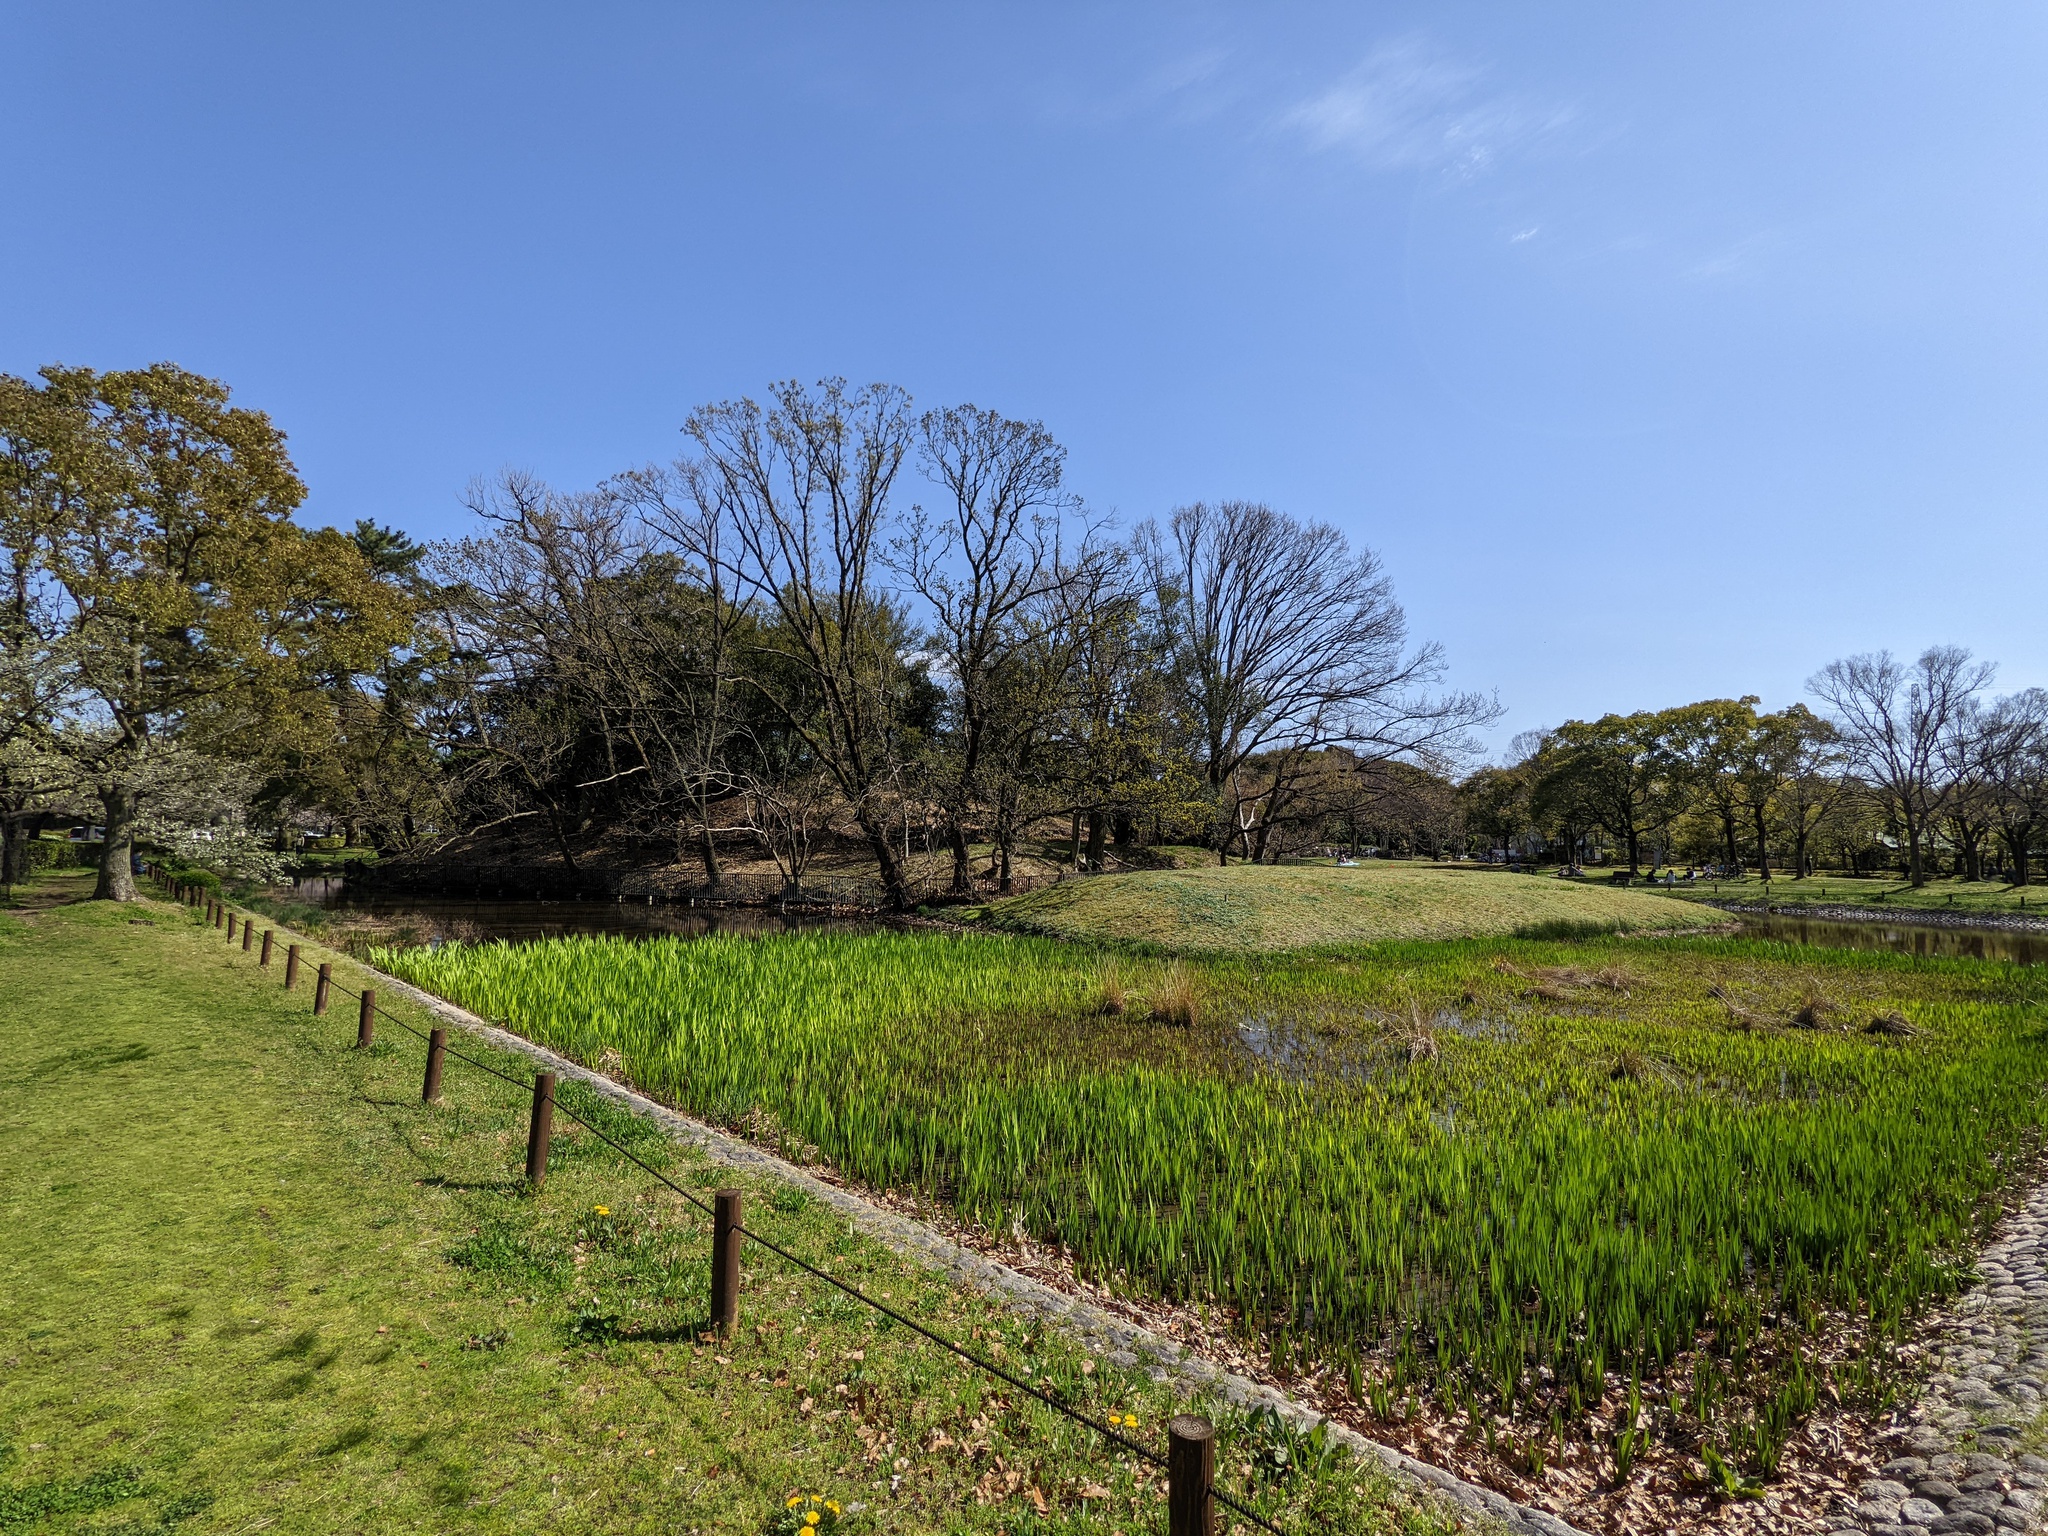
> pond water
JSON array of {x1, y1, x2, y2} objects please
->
[
  {"x1": 288, "y1": 878, "x2": 2042, "y2": 964},
  {"x1": 292, "y1": 878, "x2": 878, "y2": 945},
  {"x1": 1737, "y1": 913, "x2": 2045, "y2": 966}
]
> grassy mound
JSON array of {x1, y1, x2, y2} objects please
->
[{"x1": 979, "y1": 860, "x2": 1717, "y2": 950}]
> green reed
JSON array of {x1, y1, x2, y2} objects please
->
[{"x1": 377, "y1": 929, "x2": 2048, "y2": 1472}]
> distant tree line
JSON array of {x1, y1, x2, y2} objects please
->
[
  {"x1": 2, "y1": 371, "x2": 1491, "y2": 904},
  {"x1": 1457, "y1": 651, "x2": 2047, "y2": 887},
  {"x1": 10, "y1": 366, "x2": 2035, "y2": 902}
]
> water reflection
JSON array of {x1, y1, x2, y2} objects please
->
[
  {"x1": 292, "y1": 878, "x2": 878, "y2": 946},
  {"x1": 1740, "y1": 914, "x2": 2044, "y2": 966}
]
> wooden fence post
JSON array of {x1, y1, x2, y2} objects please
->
[
  {"x1": 260, "y1": 929, "x2": 274, "y2": 966},
  {"x1": 1167, "y1": 1416, "x2": 1215, "y2": 1536},
  {"x1": 314, "y1": 962, "x2": 332, "y2": 1015},
  {"x1": 422, "y1": 1028, "x2": 446, "y2": 1102},
  {"x1": 525, "y1": 1072, "x2": 555, "y2": 1189},
  {"x1": 225, "y1": 913, "x2": 236, "y2": 941},
  {"x1": 242, "y1": 919, "x2": 254, "y2": 953},
  {"x1": 285, "y1": 944, "x2": 300, "y2": 990},
  {"x1": 711, "y1": 1189, "x2": 743, "y2": 1335},
  {"x1": 356, "y1": 988, "x2": 376, "y2": 1048}
]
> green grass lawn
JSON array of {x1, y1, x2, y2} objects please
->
[
  {"x1": 975, "y1": 861, "x2": 1715, "y2": 950},
  {"x1": 1658, "y1": 872, "x2": 2047, "y2": 917},
  {"x1": 0, "y1": 876, "x2": 1440, "y2": 1535}
]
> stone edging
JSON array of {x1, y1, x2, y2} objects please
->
[
  {"x1": 1698, "y1": 901, "x2": 2048, "y2": 935},
  {"x1": 348, "y1": 953, "x2": 1582, "y2": 1536},
  {"x1": 1828, "y1": 1186, "x2": 2048, "y2": 1535}
]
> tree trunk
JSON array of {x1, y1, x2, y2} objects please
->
[
  {"x1": 1906, "y1": 810, "x2": 1926, "y2": 886},
  {"x1": 859, "y1": 812, "x2": 909, "y2": 911},
  {"x1": 1625, "y1": 824, "x2": 1641, "y2": 877},
  {"x1": 1752, "y1": 804, "x2": 1771, "y2": 881},
  {"x1": 697, "y1": 822, "x2": 722, "y2": 889},
  {"x1": 95, "y1": 784, "x2": 139, "y2": 902},
  {"x1": 1720, "y1": 811, "x2": 1739, "y2": 870},
  {"x1": 2004, "y1": 826, "x2": 2032, "y2": 886},
  {"x1": 1085, "y1": 810, "x2": 1106, "y2": 872},
  {"x1": 948, "y1": 821, "x2": 973, "y2": 895},
  {"x1": 0, "y1": 814, "x2": 21, "y2": 888},
  {"x1": 997, "y1": 833, "x2": 1013, "y2": 895}
]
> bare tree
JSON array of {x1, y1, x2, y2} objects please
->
[
  {"x1": 1135, "y1": 500, "x2": 1494, "y2": 863},
  {"x1": 445, "y1": 469, "x2": 752, "y2": 888},
  {"x1": 440, "y1": 473, "x2": 636, "y2": 880},
  {"x1": 895, "y1": 405, "x2": 1074, "y2": 893},
  {"x1": 1980, "y1": 689, "x2": 2048, "y2": 886},
  {"x1": 1940, "y1": 698, "x2": 2000, "y2": 883},
  {"x1": 684, "y1": 380, "x2": 925, "y2": 910},
  {"x1": 1770, "y1": 711, "x2": 1850, "y2": 877},
  {"x1": 1808, "y1": 646, "x2": 1995, "y2": 886}
]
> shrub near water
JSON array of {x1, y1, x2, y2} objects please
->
[{"x1": 378, "y1": 929, "x2": 2048, "y2": 1475}]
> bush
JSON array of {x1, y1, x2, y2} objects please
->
[
  {"x1": 162, "y1": 864, "x2": 222, "y2": 895},
  {"x1": 25, "y1": 838, "x2": 94, "y2": 872}
]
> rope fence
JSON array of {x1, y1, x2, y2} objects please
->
[{"x1": 157, "y1": 872, "x2": 1326, "y2": 1536}]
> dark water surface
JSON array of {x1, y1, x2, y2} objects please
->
[
  {"x1": 292, "y1": 878, "x2": 2041, "y2": 963},
  {"x1": 1737, "y1": 913, "x2": 2044, "y2": 965},
  {"x1": 295, "y1": 878, "x2": 878, "y2": 945}
]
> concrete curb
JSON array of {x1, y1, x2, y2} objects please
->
[{"x1": 348, "y1": 952, "x2": 1585, "y2": 1536}]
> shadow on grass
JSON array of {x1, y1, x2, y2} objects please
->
[{"x1": 416, "y1": 1174, "x2": 527, "y2": 1194}]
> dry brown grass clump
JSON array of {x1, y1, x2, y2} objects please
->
[
  {"x1": 1507, "y1": 963, "x2": 1639, "y2": 1004},
  {"x1": 1588, "y1": 964, "x2": 1637, "y2": 995},
  {"x1": 1790, "y1": 983, "x2": 1835, "y2": 1029},
  {"x1": 1148, "y1": 962, "x2": 1200, "y2": 1028},
  {"x1": 1096, "y1": 959, "x2": 1128, "y2": 1017},
  {"x1": 1400, "y1": 1001, "x2": 1439, "y2": 1063},
  {"x1": 1609, "y1": 1048, "x2": 1676, "y2": 1083},
  {"x1": 1721, "y1": 1008, "x2": 1779, "y2": 1034},
  {"x1": 1865, "y1": 1011, "x2": 1917, "y2": 1038}
]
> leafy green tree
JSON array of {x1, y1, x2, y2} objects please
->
[
  {"x1": 1663, "y1": 697, "x2": 1759, "y2": 869},
  {"x1": 1531, "y1": 711, "x2": 1688, "y2": 876},
  {"x1": 0, "y1": 363, "x2": 408, "y2": 900},
  {"x1": 1458, "y1": 764, "x2": 1533, "y2": 861}
]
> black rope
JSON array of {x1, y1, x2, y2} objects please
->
[{"x1": 218, "y1": 904, "x2": 1304, "y2": 1536}]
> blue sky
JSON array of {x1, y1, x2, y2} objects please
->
[{"x1": 5, "y1": 4, "x2": 2044, "y2": 752}]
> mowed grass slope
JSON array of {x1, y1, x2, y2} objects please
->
[
  {"x1": 979, "y1": 861, "x2": 1715, "y2": 950},
  {"x1": 0, "y1": 883, "x2": 1429, "y2": 1535}
]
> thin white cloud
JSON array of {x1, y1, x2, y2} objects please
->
[
  {"x1": 1033, "y1": 45, "x2": 1240, "y2": 129},
  {"x1": 1277, "y1": 37, "x2": 1572, "y2": 177}
]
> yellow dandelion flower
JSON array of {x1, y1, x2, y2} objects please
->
[
  {"x1": 826, "y1": 1502, "x2": 840, "y2": 1515},
  {"x1": 804, "y1": 1513, "x2": 820, "y2": 1527},
  {"x1": 594, "y1": 1205, "x2": 610, "y2": 1216},
  {"x1": 786, "y1": 1495, "x2": 802, "y2": 1507}
]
